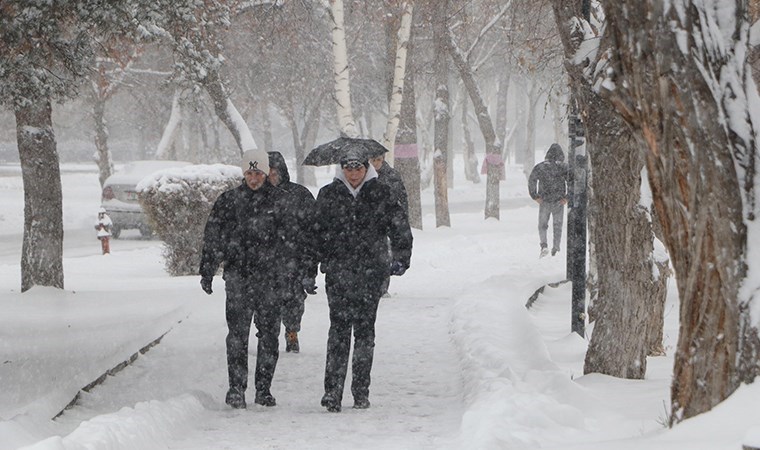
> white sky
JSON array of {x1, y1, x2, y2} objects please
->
[{"x1": 0, "y1": 160, "x2": 758, "y2": 450}]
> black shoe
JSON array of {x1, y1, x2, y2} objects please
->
[
  {"x1": 285, "y1": 331, "x2": 300, "y2": 353},
  {"x1": 225, "y1": 388, "x2": 246, "y2": 409},
  {"x1": 551, "y1": 248, "x2": 559, "y2": 256},
  {"x1": 254, "y1": 391, "x2": 276, "y2": 407},
  {"x1": 353, "y1": 397, "x2": 370, "y2": 409},
  {"x1": 321, "y1": 393, "x2": 341, "y2": 413}
]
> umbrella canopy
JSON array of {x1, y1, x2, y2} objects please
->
[{"x1": 303, "y1": 136, "x2": 388, "y2": 166}]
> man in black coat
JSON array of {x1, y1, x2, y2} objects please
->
[
  {"x1": 267, "y1": 151, "x2": 318, "y2": 353},
  {"x1": 370, "y1": 153, "x2": 409, "y2": 297},
  {"x1": 199, "y1": 149, "x2": 287, "y2": 409},
  {"x1": 527, "y1": 143, "x2": 569, "y2": 257},
  {"x1": 315, "y1": 147, "x2": 413, "y2": 413}
]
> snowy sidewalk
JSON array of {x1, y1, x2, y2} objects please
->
[{"x1": 3, "y1": 184, "x2": 759, "y2": 449}]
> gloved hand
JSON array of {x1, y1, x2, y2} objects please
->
[
  {"x1": 301, "y1": 277, "x2": 318, "y2": 295},
  {"x1": 389, "y1": 261, "x2": 407, "y2": 276},
  {"x1": 200, "y1": 276, "x2": 213, "y2": 295}
]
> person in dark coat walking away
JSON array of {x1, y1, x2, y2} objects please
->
[
  {"x1": 527, "y1": 143, "x2": 568, "y2": 258},
  {"x1": 199, "y1": 149, "x2": 287, "y2": 409},
  {"x1": 369, "y1": 153, "x2": 409, "y2": 297},
  {"x1": 316, "y1": 147, "x2": 413, "y2": 413},
  {"x1": 267, "y1": 151, "x2": 318, "y2": 353}
]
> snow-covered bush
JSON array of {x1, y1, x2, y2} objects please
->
[{"x1": 138, "y1": 164, "x2": 242, "y2": 276}]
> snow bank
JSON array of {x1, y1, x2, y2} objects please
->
[{"x1": 21, "y1": 394, "x2": 204, "y2": 450}]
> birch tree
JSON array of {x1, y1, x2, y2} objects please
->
[
  {"x1": 329, "y1": 0, "x2": 359, "y2": 137},
  {"x1": 383, "y1": 1, "x2": 414, "y2": 160},
  {"x1": 385, "y1": 0, "x2": 423, "y2": 229},
  {"x1": 598, "y1": 0, "x2": 760, "y2": 422}
]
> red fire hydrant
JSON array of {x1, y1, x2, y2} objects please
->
[{"x1": 95, "y1": 207, "x2": 113, "y2": 255}]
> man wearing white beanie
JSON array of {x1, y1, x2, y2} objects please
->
[
  {"x1": 240, "y1": 148, "x2": 270, "y2": 175},
  {"x1": 199, "y1": 148, "x2": 287, "y2": 409}
]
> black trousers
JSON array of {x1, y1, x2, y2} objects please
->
[
  {"x1": 225, "y1": 274, "x2": 281, "y2": 394},
  {"x1": 323, "y1": 271, "x2": 383, "y2": 403},
  {"x1": 280, "y1": 274, "x2": 307, "y2": 334}
]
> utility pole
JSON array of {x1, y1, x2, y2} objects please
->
[
  {"x1": 565, "y1": 0, "x2": 591, "y2": 337},
  {"x1": 566, "y1": 102, "x2": 587, "y2": 336}
]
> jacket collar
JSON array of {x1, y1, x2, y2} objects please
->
[{"x1": 335, "y1": 164, "x2": 378, "y2": 198}]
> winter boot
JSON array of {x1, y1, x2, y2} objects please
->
[
  {"x1": 225, "y1": 387, "x2": 246, "y2": 409},
  {"x1": 321, "y1": 392, "x2": 342, "y2": 413},
  {"x1": 285, "y1": 331, "x2": 300, "y2": 353},
  {"x1": 551, "y1": 247, "x2": 559, "y2": 256},
  {"x1": 539, "y1": 245, "x2": 549, "y2": 258},
  {"x1": 353, "y1": 396, "x2": 370, "y2": 410},
  {"x1": 254, "y1": 390, "x2": 277, "y2": 407}
]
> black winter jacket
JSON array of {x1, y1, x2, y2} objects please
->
[
  {"x1": 528, "y1": 145, "x2": 568, "y2": 203},
  {"x1": 199, "y1": 182, "x2": 288, "y2": 282},
  {"x1": 315, "y1": 177, "x2": 412, "y2": 281},
  {"x1": 376, "y1": 160, "x2": 409, "y2": 214},
  {"x1": 268, "y1": 151, "x2": 318, "y2": 279}
]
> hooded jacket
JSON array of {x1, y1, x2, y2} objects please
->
[
  {"x1": 528, "y1": 144, "x2": 568, "y2": 203},
  {"x1": 267, "y1": 151, "x2": 318, "y2": 279},
  {"x1": 376, "y1": 160, "x2": 409, "y2": 214}
]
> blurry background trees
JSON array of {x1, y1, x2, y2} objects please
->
[{"x1": 0, "y1": 0, "x2": 565, "y2": 187}]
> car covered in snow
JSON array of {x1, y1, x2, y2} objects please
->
[{"x1": 101, "y1": 160, "x2": 192, "y2": 238}]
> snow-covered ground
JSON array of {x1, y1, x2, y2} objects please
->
[{"x1": 0, "y1": 160, "x2": 758, "y2": 450}]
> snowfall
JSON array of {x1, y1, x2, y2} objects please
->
[{"x1": 0, "y1": 158, "x2": 759, "y2": 450}]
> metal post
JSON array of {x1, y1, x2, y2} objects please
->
[{"x1": 567, "y1": 106, "x2": 587, "y2": 336}]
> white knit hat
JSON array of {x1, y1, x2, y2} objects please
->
[{"x1": 240, "y1": 148, "x2": 270, "y2": 175}]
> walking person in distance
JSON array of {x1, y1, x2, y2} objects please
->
[{"x1": 527, "y1": 143, "x2": 569, "y2": 258}]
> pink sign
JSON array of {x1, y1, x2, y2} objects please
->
[{"x1": 394, "y1": 143, "x2": 418, "y2": 159}]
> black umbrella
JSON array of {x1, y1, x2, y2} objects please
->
[{"x1": 303, "y1": 136, "x2": 388, "y2": 166}]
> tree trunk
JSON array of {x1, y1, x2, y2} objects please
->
[
  {"x1": 15, "y1": 98, "x2": 64, "y2": 292},
  {"x1": 395, "y1": 17, "x2": 423, "y2": 230},
  {"x1": 279, "y1": 89, "x2": 324, "y2": 186},
  {"x1": 382, "y1": 0, "x2": 413, "y2": 161},
  {"x1": 599, "y1": 0, "x2": 759, "y2": 422},
  {"x1": 495, "y1": 68, "x2": 511, "y2": 157},
  {"x1": 461, "y1": 94, "x2": 480, "y2": 183},
  {"x1": 647, "y1": 254, "x2": 671, "y2": 356},
  {"x1": 512, "y1": 81, "x2": 529, "y2": 169},
  {"x1": 525, "y1": 79, "x2": 539, "y2": 172},
  {"x1": 445, "y1": 27, "x2": 501, "y2": 219},
  {"x1": 329, "y1": 0, "x2": 358, "y2": 138},
  {"x1": 156, "y1": 90, "x2": 183, "y2": 160},
  {"x1": 550, "y1": 0, "x2": 669, "y2": 380},
  {"x1": 301, "y1": 100, "x2": 321, "y2": 187},
  {"x1": 582, "y1": 127, "x2": 653, "y2": 379},
  {"x1": 432, "y1": 0, "x2": 451, "y2": 227},
  {"x1": 549, "y1": 94, "x2": 567, "y2": 147},
  {"x1": 203, "y1": 69, "x2": 258, "y2": 156},
  {"x1": 92, "y1": 96, "x2": 113, "y2": 188},
  {"x1": 260, "y1": 99, "x2": 273, "y2": 154}
]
